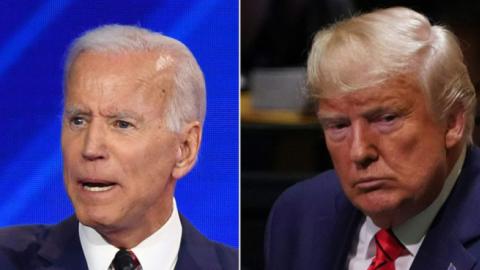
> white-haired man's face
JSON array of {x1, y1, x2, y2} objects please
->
[
  {"x1": 317, "y1": 77, "x2": 465, "y2": 228},
  {"x1": 61, "y1": 51, "x2": 200, "y2": 248}
]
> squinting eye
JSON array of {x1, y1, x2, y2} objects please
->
[
  {"x1": 323, "y1": 120, "x2": 350, "y2": 131},
  {"x1": 323, "y1": 122, "x2": 350, "y2": 141},
  {"x1": 381, "y1": 114, "x2": 397, "y2": 122},
  {"x1": 373, "y1": 113, "x2": 402, "y2": 133},
  {"x1": 114, "y1": 120, "x2": 133, "y2": 129},
  {"x1": 332, "y1": 122, "x2": 349, "y2": 130}
]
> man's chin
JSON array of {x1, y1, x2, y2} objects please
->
[
  {"x1": 75, "y1": 209, "x2": 119, "y2": 231},
  {"x1": 353, "y1": 194, "x2": 406, "y2": 227}
]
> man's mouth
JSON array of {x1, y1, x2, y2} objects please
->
[
  {"x1": 353, "y1": 177, "x2": 390, "y2": 191},
  {"x1": 80, "y1": 180, "x2": 117, "y2": 192}
]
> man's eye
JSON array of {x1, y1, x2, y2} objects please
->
[
  {"x1": 374, "y1": 113, "x2": 400, "y2": 126},
  {"x1": 322, "y1": 121, "x2": 350, "y2": 141},
  {"x1": 332, "y1": 122, "x2": 349, "y2": 129},
  {"x1": 373, "y1": 113, "x2": 402, "y2": 134},
  {"x1": 381, "y1": 114, "x2": 397, "y2": 122},
  {"x1": 114, "y1": 120, "x2": 133, "y2": 129},
  {"x1": 324, "y1": 121, "x2": 349, "y2": 130},
  {"x1": 70, "y1": 117, "x2": 86, "y2": 126}
]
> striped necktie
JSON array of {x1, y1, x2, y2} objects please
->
[{"x1": 110, "y1": 249, "x2": 141, "y2": 270}]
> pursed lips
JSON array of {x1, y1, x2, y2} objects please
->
[{"x1": 352, "y1": 177, "x2": 391, "y2": 190}]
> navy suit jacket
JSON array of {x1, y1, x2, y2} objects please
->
[
  {"x1": 265, "y1": 146, "x2": 480, "y2": 270},
  {"x1": 0, "y1": 214, "x2": 237, "y2": 270}
]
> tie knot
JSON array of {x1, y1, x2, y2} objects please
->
[
  {"x1": 375, "y1": 229, "x2": 407, "y2": 261},
  {"x1": 112, "y1": 249, "x2": 140, "y2": 270},
  {"x1": 368, "y1": 229, "x2": 408, "y2": 270}
]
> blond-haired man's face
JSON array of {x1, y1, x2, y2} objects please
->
[{"x1": 318, "y1": 78, "x2": 462, "y2": 227}]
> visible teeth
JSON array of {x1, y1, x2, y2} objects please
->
[{"x1": 83, "y1": 185, "x2": 114, "y2": 192}]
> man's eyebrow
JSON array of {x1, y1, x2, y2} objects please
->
[
  {"x1": 317, "y1": 106, "x2": 347, "y2": 117},
  {"x1": 317, "y1": 105, "x2": 398, "y2": 123},
  {"x1": 317, "y1": 113, "x2": 349, "y2": 125},
  {"x1": 63, "y1": 106, "x2": 90, "y2": 116},
  {"x1": 361, "y1": 101, "x2": 409, "y2": 119},
  {"x1": 63, "y1": 106, "x2": 144, "y2": 120},
  {"x1": 102, "y1": 110, "x2": 145, "y2": 121},
  {"x1": 361, "y1": 107, "x2": 390, "y2": 119}
]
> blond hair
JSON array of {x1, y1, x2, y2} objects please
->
[{"x1": 307, "y1": 7, "x2": 476, "y2": 143}]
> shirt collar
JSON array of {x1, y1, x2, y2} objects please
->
[
  {"x1": 363, "y1": 146, "x2": 466, "y2": 257},
  {"x1": 79, "y1": 198, "x2": 183, "y2": 270}
]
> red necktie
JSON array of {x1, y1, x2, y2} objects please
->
[{"x1": 367, "y1": 229, "x2": 407, "y2": 270}]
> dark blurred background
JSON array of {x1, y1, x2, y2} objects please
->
[{"x1": 241, "y1": 1, "x2": 480, "y2": 269}]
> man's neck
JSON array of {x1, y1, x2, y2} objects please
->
[{"x1": 97, "y1": 200, "x2": 173, "y2": 249}]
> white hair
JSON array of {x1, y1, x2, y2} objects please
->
[
  {"x1": 307, "y1": 7, "x2": 476, "y2": 143},
  {"x1": 64, "y1": 24, "x2": 206, "y2": 132}
]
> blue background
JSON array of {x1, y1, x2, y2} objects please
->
[{"x1": 0, "y1": 0, "x2": 238, "y2": 247}]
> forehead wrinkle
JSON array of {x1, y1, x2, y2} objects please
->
[
  {"x1": 318, "y1": 86, "x2": 416, "y2": 118},
  {"x1": 358, "y1": 97, "x2": 411, "y2": 114},
  {"x1": 344, "y1": 90, "x2": 398, "y2": 107},
  {"x1": 97, "y1": 107, "x2": 145, "y2": 121},
  {"x1": 68, "y1": 51, "x2": 172, "y2": 123},
  {"x1": 330, "y1": 73, "x2": 420, "y2": 104}
]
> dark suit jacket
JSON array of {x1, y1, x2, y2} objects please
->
[
  {"x1": 265, "y1": 146, "x2": 480, "y2": 270},
  {"x1": 0, "y1": 214, "x2": 237, "y2": 270}
]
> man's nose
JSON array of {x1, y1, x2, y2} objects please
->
[
  {"x1": 82, "y1": 122, "x2": 108, "y2": 161},
  {"x1": 349, "y1": 122, "x2": 378, "y2": 169}
]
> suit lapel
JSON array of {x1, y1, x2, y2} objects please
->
[
  {"x1": 36, "y1": 216, "x2": 88, "y2": 270},
  {"x1": 175, "y1": 215, "x2": 222, "y2": 270},
  {"x1": 411, "y1": 147, "x2": 480, "y2": 270},
  {"x1": 411, "y1": 232, "x2": 475, "y2": 270},
  {"x1": 331, "y1": 192, "x2": 363, "y2": 270},
  {"x1": 32, "y1": 215, "x2": 225, "y2": 270}
]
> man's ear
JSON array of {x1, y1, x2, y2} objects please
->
[
  {"x1": 445, "y1": 104, "x2": 466, "y2": 149},
  {"x1": 172, "y1": 121, "x2": 202, "y2": 179}
]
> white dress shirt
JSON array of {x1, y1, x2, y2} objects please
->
[
  {"x1": 79, "y1": 199, "x2": 182, "y2": 270},
  {"x1": 347, "y1": 147, "x2": 466, "y2": 270}
]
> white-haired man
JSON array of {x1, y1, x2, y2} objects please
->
[
  {"x1": 0, "y1": 25, "x2": 237, "y2": 270},
  {"x1": 265, "y1": 7, "x2": 479, "y2": 270}
]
